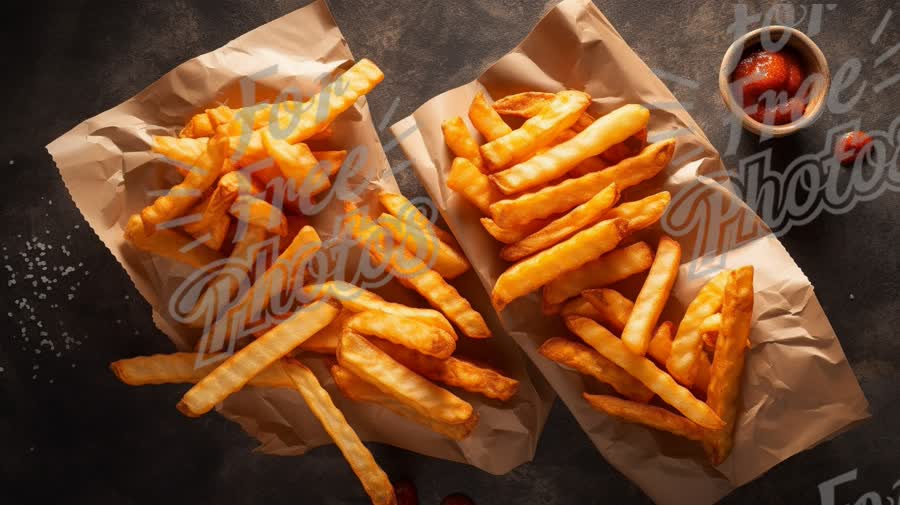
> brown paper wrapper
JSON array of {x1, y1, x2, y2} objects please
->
[
  {"x1": 46, "y1": 0, "x2": 555, "y2": 475},
  {"x1": 390, "y1": 0, "x2": 870, "y2": 502}
]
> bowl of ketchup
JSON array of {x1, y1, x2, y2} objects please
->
[{"x1": 719, "y1": 26, "x2": 830, "y2": 137}]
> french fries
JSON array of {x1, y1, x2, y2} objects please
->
[
  {"x1": 442, "y1": 116, "x2": 483, "y2": 168},
  {"x1": 228, "y1": 195, "x2": 288, "y2": 235},
  {"x1": 280, "y1": 360, "x2": 396, "y2": 505},
  {"x1": 583, "y1": 394, "x2": 707, "y2": 441},
  {"x1": 480, "y1": 216, "x2": 553, "y2": 244},
  {"x1": 330, "y1": 365, "x2": 478, "y2": 441},
  {"x1": 337, "y1": 329, "x2": 474, "y2": 425},
  {"x1": 500, "y1": 183, "x2": 619, "y2": 261},
  {"x1": 152, "y1": 136, "x2": 209, "y2": 176},
  {"x1": 261, "y1": 132, "x2": 330, "y2": 196},
  {"x1": 538, "y1": 337, "x2": 654, "y2": 403},
  {"x1": 378, "y1": 192, "x2": 459, "y2": 249},
  {"x1": 565, "y1": 316, "x2": 724, "y2": 429},
  {"x1": 705, "y1": 267, "x2": 754, "y2": 464},
  {"x1": 620, "y1": 236, "x2": 681, "y2": 355},
  {"x1": 488, "y1": 139, "x2": 675, "y2": 228},
  {"x1": 491, "y1": 91, "x2": 595, "y2": 131},
  {"x1": 543, "y1": 242, "x2": 654, "y2": 305},
  {"x1": 110, "y1": 352, "x2": 299, "y2": 388},
  {"x1": 559, "y1": 296, "x2": 604, "y2": 320},
  {"x1": 605, "y1": 191, "x2": 671, "y2": 231},
  {"x1": 492, "y1": 218, "x2": 627, "y2": 310},
  {"x1": 298, "y1": 309, "x2": 354, "y2": 354},
  {"x1": 377, "y1": 213, "x2": 470, "y2": 279},
  {"x1": 448, "y1": 157, "x2": 505, "y2": 214},
  {"x1": 646, "y1": 322, "x2": 712, "y2": 395},
  {"x1": 581, "y1": 289, "x2": 634, "y2": 333},
  {"x1": 178, "y1": 300, "x2": 340, "y2": 416},
  {"x1": 124, "y1": 214, "x2": 222, "y2": 268},
  {"x1": 347, "y1": 311, "x2": 456, "y2": 359},
  {"x1": 489, "y1": 104, "x2": 649, "y2": 193},
  {"x1": 480, "y1": 90, "x2": 591, "y2": 171},
  {"x1": 468, "y1": 91, "x2": 512, "y2": 142},
  {"x1": 666, "y1": 271, "x2": 729, "y2": 387}
]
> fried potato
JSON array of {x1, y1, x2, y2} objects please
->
[
  {"x1": 178, "y1": 300, "x2": 340, "y2": 416},
  {"x1": 378, "y1": 192, "x2": 459, "y2": 250},
  {"x1": 301, "y1": 281, "x2": 456, "y2": 337},
  {"x1": 347, "y1": 311, "x2": 456, "y2": 359},
  {"x1": 490, "y1": 104, "x2": 649, "y2": 194},
  {"x1": 124, "y1": 214, "x2": 222, "y2": 268},
  {"x1": 582, "y1": 289, "x2": 634, "y2": 333},
  {"x1": 567, "y1": 156, "x2": 609, "y2": 178},
  {"x1": 312, "y1": 150, "x2": 348, "y2": 176},
  {"x1": 491, "y1": 91, "x2": 596, "y2": 131},
  {"x1": 543, "y1": 241, "x2": 654, "y2": 305},
  {"x1": 559, "y1": 296, "x2": 604, "y2": 320},
  {"x1": 621, "y1": 236, "x2": 681, "y2": 356},
  {"x1": 337, "y1": 329, "x2": 474, "y2": 425},
  {"x1": 448, "y1": 157, "x2": 505, "y2": 214},
  {"x1": 539, "y1": 337, "x2": 654, "y2": 403},
  {"x1": 500, "y1": 183, "x2": 619, "y2": 261},
  {"x1": 583, "y1": 394, "x2": 706, "y2": 441},
  {"x1": 330, "y1": 365, "x2": 478, "y2": 441},
  {"x1": 371, "y1": 338, "x2": 519, "y2": 401},
  {"x1": 111, "y1": 352, "x2": 311, "y2": 388},
  {"x1": 141, "y1": 136, "x2": 227, "y2": 232},
  {"x1": 182, "y1": 197, "x2": 231, "y2": 251},
  {"x1": 480, "y1": 216, "x2": 552, "y2": 244},
  {"x1": 480, "y1": 90, "x2": 591, "y2": 171},
  {"x1": 488, "y1": 139, "x2": 675, "y2": 228},
  {"x1": 565, "y1": 316, "x2": 724, "y2": 429},
  {"x1": 346, "y1": 212, "x2": 490, "y2": 339},
  {"x1": 705, "y1": 267, "x2": 754, "y2": 465},
  {"x1": 468, "y1": 91, "x2": 512, "y2": 142},
  {"x1": 152, "y1": 136, "x2": 209, "y2": 176},
  {"x1": 699, "y1": 313, "x2": 722, "y2": 335},
  {"x1": 492, "y1": 218, "x2": 627, "y2": 310},
  {"x1": 605, "y1": 191, "x2": 672, "y2": 232},
  {"x1": 280, "y1": 359, "x2": 396, "y2": 505},
  {"x1": 180, "y1": 111, "x2": 215, "y2": 138},
  {"x1": 377, "y1": 213, "x2": 470, "y2": 280},
  {"x1": 199, "y1": 226, "x2": 321, "y2": 353},
  {"x1": 646, "y1": 322, "x2": 712, "y2": 395},
  {"x1": 442, "y1": 116, "x2": 483, "y2": 168},
  {"x1": 228, "y1": 195, "x2": 287, "y2": 236},
  {"x1": 297, "y1": 309, "x2": 354, "y2": 354},
  {"x1": 205, "y1": 105, "x2": 235, "y2": 128},
  {"x1": 601, "y1": 127, "x2": 648, "y2": 164},
  {"x1": 262, "y1": 132, "x2": 330, "y2": 196},
  {"x1": 666, "y1": 271, "x2": 729, "y2": 387}
]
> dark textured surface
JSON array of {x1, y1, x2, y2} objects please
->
[{"x1": 2, "y1": 1, "x2": 898, "y2": 504}]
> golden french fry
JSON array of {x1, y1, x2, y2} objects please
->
[
  {"x1": 312, "y1": 150, "x2": 348, "y2": 176},
  {"x1": 261, "y1": 132, "x2": 330, "y2": 196},
  {"x1": 229, "y1": 59, "x2": 384, "y2": 166},
  {"x1": 205, "y1": 105, "x2": 234, "y2": 127},
  {"x1": 583, "y1": 394, "x2": 707, "y2": 441},
  {"x1": 152, "y1": 136, "x2": 209, "y2": 176},
  {"x1": 279, "y1": 360, "x2": 396, "y2": 505},
  {"x1": 178, "y1": 300, "x2": 340, "y2": 416},
  {"x1": 559, "y1": 296, "x2": 604, "y2": 320},
  {"x1": 228, "y1": 195, "x2": 287, "y2": 236},
  {"x1": 330, "y1": 365, "x2": 478, "y2": 441},
  {"x1": 181, "y1": 194, "x2": 231, "y2": 251},
  {"x1": 491, "y1": 91, "x2": 596, "y2": 131},
  {"x1": 539, "y1": 337, "x2": 654, "y2": 403},
  {"x1": 480, "y1": 90, "x2": 591, "y2": 171},
  {"x1": 500, "y1": 183, "x2": 619, "y2": 261},
  {"x1": 480, "y1": 216, "x2": 552, "y2": 244},
  {"x1": 605, "y1": 191, "x2": 672, "y2": 232},
  {"x1": 347, "y1": 311, "x2": 456, "y2": 359},
  {"x1": 666, "y1": 271, "x2": 730, "y2": 387},
  {"x1": 124, "y1": 214, "x2": 222, "y2": 268},
  {"x1": 448, "y1": 157, "x2": 505, "y2": 214},
  {"x1": 621, "y1": 236, "x2": 681, "y2": 356},
  {"x1": 700, "y1": 313, "x2": 722, "y2": 334},
  {"x1": 111, "y1": 352, "x2": 313, "y2": 388},
  {"x1": 298, "y1": 309, "x2": 354, "y2": 354},
  {"x1": 490, "y1": 104, "x2": 649, "y2": 194},
  {"x1": 301, "y1": 281, "x2": 456, "y2": 337},
  {"x1": 468, "y1": 91, "x2": 512, "y2": 142},
  {"x1": 582, "y1": 288, "x2": 634, "y2": 333},
  {"x1": 346, "y1": 212, "x2": 490, "y2": 339},
  {"x1": 180, "y1": 112, "x2": 215, "y2": 138},
  {"x1": 378, "y1": 192, "x2": 459, "y2": 250},
  {"x1": 646, "y1": 322, "x2": 712, "y2": 396},
  {"x1": 568, "y1": 156, "x2": 609, "y2": 178},
  {"x1": 705, "y1": 266, "x2": 754, "y2": 465},
  {"x1": 377, "y1": 213, "x2": 470, "y2": 280},
  {"x1": 337, "y1": 329, "x2": 474, "y2": 425},
  {"x1": 565, "y1": 316, "x2": 724, "y2": 429},
  {"x1": 489, "y1": 139, "x2": 675, "y2": 228},
  {"x1": 370, "y1": 338, "x2": 519, "y2": 401},
  {"x1": 141, "y1": 136, "x2": 227, "y2": 232},
  {"x1": 441, "y1": 116, "x2": 483, "y2": 168},
  {"x1": 492, "y1": 218, "x2": 626, "y2": 310},
  {"x1": 543, "y1": 241, "x2": 654, "y2": 305},
  {"x1": 199, "y1": 226, "x2": 321, "y2": 353}
]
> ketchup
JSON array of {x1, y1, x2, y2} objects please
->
[
  {"x1": 835, "y1": 131, "x2": 873, "y2": 165},
  {"x1": 731, "y1": 46, "x2": 808, "y2": 125},
  {"x1": 393, "y1": 480, "x2": 419, "y2": 505}
]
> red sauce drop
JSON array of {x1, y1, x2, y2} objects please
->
[
  {"x1": 731, "y1": 46, "x2": 808, "y2": 126},
  {"x1": 440, "y1": 493, "x2": 476, "y2": 505},
  {"x1": 835, "y1": 131, "x2": 873, "y2": 165}
]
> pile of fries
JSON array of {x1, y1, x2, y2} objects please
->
[
  {"x1": 442, "y1": 89, "x2": 755, "y2": 465},
  {"x1": 115, "y1": 59, "x2": 520, "y2": 505}
]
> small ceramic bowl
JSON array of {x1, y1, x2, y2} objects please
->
[{"x1": 718, "y1": 25, "x2": 830, "y2": 137}]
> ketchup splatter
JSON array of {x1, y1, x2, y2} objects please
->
[
  {"x1": 835, "y1": 131, "x2": 873, "y2": 165},
  {"x1": 393, "y1": 480, "x2": 419, "y2": 505},
  {"x1": 731, "y1": 46, "x2": 808, "y2": 126},
  {"x1": 440, "y1": 493, "x2": 476, "y2": 505}
]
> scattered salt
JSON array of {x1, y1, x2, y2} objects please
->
[{"x1": 849, "y1": 293, "x2": 855, "y2": 300}]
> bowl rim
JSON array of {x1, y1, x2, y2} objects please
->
[{"x1": 718, "y1": 25, "x2": 831, "y2": 137}]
